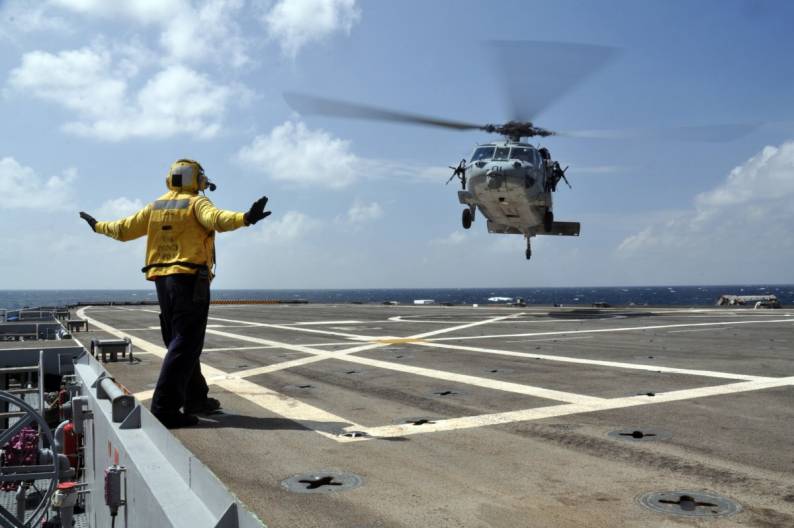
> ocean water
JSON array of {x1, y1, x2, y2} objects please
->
[{"x1": 0, "y1": 285, "x2": 792, "y2": 310}]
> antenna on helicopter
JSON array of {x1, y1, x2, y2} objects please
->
[{"x1": 446, "y1": 159, "x2": 467, "y2": 189}]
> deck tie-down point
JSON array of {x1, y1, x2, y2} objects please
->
[
  {"x1": 300, "y1": 476, "x2": 342, "y2": 489},
  {"x1": 609, "y1": 428, "x2": 671, "y2": 442},
  {"x1": 637, "y1": 490, "x2": 741, "y2": 517},
  {"x1": 622, "y1": 430, "x2": 655, "y2": 439},
  {"x1": 658, "y1": 495, "x2": 716, "y2": 511},
  {"x1": 281, "y1": 471, "x2": 363, "y2": 494},
  {"x1": 339, "y1": 431, "x2": 369, "y2": 438}
]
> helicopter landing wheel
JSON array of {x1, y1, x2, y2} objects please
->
[
  {"x1": 525, "y1": 244, "x2": 532, "y2": 260},
  {"x1": 543, "y1": 210, "x2": 554, "y2": 232},
  {"x1": 462, "y1": 208, "x2": 473, "y2": 229}
]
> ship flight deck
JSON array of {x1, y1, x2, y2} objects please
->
[{"x1": 77, "y1": 303, "x2": 794, "y2": 527}]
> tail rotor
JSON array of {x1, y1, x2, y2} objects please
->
[{"x1": 446, "y1": 159, "x2": 467, "y2": 189}]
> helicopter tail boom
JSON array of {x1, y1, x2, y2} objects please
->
[{"x1": 537, "y1": 221, "x2": 581, "y2": 236}]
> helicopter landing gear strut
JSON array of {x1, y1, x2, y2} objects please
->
[
  {"x1": 462, "y1": 207, "x2": 474, "y2": 229},
  {"x1": 525, "y1": 239, "x2": 532, "y2": 260}
]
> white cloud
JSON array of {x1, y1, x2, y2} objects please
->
[
  {"x1": 96, "y1": 197, "x2": 146, "y2": 219},
  {"x1": 236, "y1": 120, "x2": 360, "y2": 188},
  {"x1": 345, "y1": 201, "x2": 382, "y2": 224},
  {"x1": 8, "y1": 45, "x2": 237, "y2": 141},
  {"x1": 430, "y1": 231, "x2": 467, "y2": 246},
  {"x1": 49, "y1": 0, "x2": 249, "y2": 66},
  {"x1": 0, "y1": 1, "x2": 72, "y2": 38},
  {"x1": 618, "y1": 142, "x2": 794, "y2": 259},
  {"x1": 256, "y1": 210, "x2": 321, "y2": 243},
  {"x1": 0, "y1": 157, "x2": 77, "y2": 210},
  {"x1": 50, "y1": 0, "x2": 185, "y2": 24},
  {"x1": 261, "y1": 0, "x2": 361, "y2": 58},
  {"x1": 235, "y1": 120, "x2": 455, "y2": 189},
  {"x1": 159, "y1": 0, "x2": 249, "y2": 67}
]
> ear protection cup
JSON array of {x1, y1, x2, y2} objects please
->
[{"x1": 167, "y1": 159, "x2": 207, "y2": 192}]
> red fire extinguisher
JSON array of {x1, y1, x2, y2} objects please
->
[{"x1": 63, "y1": 422, "x2": 79, "y2": 468}]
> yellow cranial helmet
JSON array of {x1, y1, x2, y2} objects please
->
[{"x1": 166, "y1": 159, "x2": 209, "y2": 193}]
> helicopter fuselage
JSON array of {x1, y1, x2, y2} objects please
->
[{"x1": 456, "y1": 141, "x2": 580, "y2": 259}]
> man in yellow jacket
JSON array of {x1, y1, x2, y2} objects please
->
[{"x1": 79, "y1": 159, "x2": 270, "y2": 428}]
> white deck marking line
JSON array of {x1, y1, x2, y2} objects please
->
[
  {"x1": 360, "y1": 376, "x2": 794, "y2": 439},
  {"x1": 217, "y1": 312, "x2": 528, "y2": 378},
  {"x1": 205, "y1": 312, "x2": 523, "y2": 343},
  {"x1": 203, "y1": 342, "x2": 354, "y2": 352},
  {"x1": 416, "y1": 341, "x2": 770, "y2": 381},
  {"x1": 78, "y1": 307, "x2": 364, "y2": 441},
  {"x1": 205, "y1": 327, "x2": 603, "y2": 404},
  {"x1": 410, "y1": 313, "x2": 524, "y2": 338},
  {"x1": 667, "y1": 328, "x2": 727, "y2": 334},
  {"x1": 502, "y1": 336, "x2": 594, "y2": 344},
  {"x1": 425, "y1": 318, "x2": 794, "y2": 342},
  {"x1": 207, "y1": 315, "x2": 372, "y2": 340},
  {"x1": 387, "y1": 315, "x2": 587, "y2": 325},
  {"x1": 338, "y1": 355, "x2": 604, "y2": 404},
  {"x1": 289, "y1": 320, "x2": 364, "y2": 326}
]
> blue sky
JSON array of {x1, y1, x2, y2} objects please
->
[{"x1": 1, "y1": 0, "x2": 792, "y2": 289}]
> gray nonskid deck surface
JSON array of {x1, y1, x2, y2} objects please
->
[{"x1": 80, "y1": 304, "x2": 794, "y2": 527}]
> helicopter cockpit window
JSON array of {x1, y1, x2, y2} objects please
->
[
  {"x1": 509, "y1": 147, "x2": 535, "y2": 164},
  {"x1": 493, "y1": 147, "x2": 510, "y2": 161},
  {"x1": 471, "y1": 147, "x2": 495, "y2": 162}
]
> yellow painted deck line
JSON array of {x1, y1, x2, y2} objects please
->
[
  {"x1": 374, "y1": 338, "x2": 428, "y2": 345},
  {"x1": 426, "y1": 318, "x2": 794, "y2": 342},
  {"x1": 415, "y1": 342, "x2": 771, "y2": 381},
  {"x1": 361, "y1": 376, "x2": 794, "y2": 439},
  {"x1": 78, "y1": 307, "x2": 363, "y2": 441}
]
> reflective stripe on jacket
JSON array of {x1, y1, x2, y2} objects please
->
[{"x1": 95, "y1": 191, "x2": 247, "y2": 280}]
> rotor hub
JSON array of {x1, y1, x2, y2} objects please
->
[{"x1": 482, "y1": 121, "x2": 556, "y2": 141}]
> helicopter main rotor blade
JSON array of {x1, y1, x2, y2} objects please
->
[
  {"x1": 284, "y1": 92, "x2": 485, "y2": 132},
  {"x1": 557, "y1": 122, "x2": 762, "y2": 142},
  {"x1": 487, "y1": 40, "x2": 619, "y2": 122}
]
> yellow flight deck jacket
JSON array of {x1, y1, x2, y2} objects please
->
[{"x1": 95, "y1": 191, "x2": 247, "y2": 280}]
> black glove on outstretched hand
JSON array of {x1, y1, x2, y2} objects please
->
[
  {"x1": 244, "y1": 196, "x2": 271, "y2": 225},
  {"x1": 79, "y1": 211, "x2": 97, "y2": 232}
]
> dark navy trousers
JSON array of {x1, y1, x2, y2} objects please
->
[{"x1": 150, "y1": 274, "x2": 210, "y2": 418}]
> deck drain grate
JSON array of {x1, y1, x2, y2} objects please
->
[
  {"x1": 637, "y1": 490, "x2": 741, "y2": 517},
  {"x1": 281, "y1": 471, "x2": 362, "y2": 494},
  {"x1": 609, "y1": 428, "x2": 671, "y2": 442}
]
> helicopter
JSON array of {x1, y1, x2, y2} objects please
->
[{"x1": 284, "y1": 41, "x2": 758, "y2": 260}]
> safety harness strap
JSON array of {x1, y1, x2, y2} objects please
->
[{"x1": 141, "y1": 261, "x2": 208, "y2": 273}]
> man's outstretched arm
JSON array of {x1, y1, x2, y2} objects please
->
[
  {"x1": 79, "y1": 204, "x2": 152, "y2": 241},
  {"x1": 193, "y1": 195, "x2": 271, "y2": 232}
]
